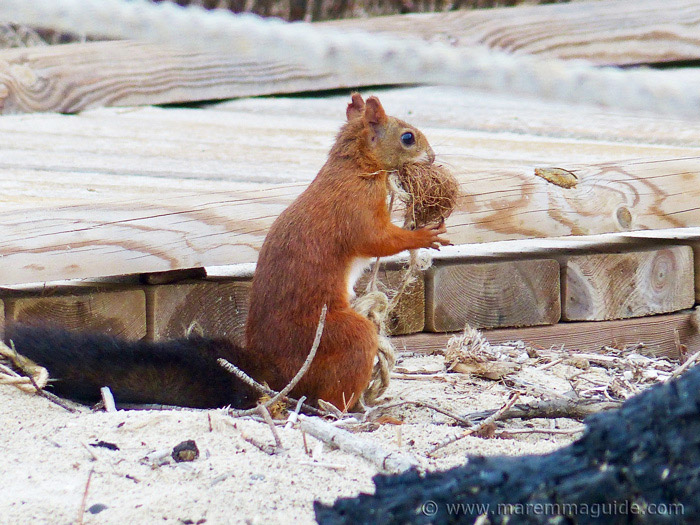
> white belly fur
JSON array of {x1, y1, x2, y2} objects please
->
[{"x1": 347, "y1": 257, "x2": 373, "y2": 297}]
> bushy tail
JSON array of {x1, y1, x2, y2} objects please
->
[{"x1": 5, "y1": 324, "x2": 260, "y2": 409}]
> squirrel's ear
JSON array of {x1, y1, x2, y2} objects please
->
[
  {"x1": 346, "y1": 93, "x2": 365, "y2": 121},
  {"x1": 364, "y1": 97, "x2": 387, "y2": 126}
]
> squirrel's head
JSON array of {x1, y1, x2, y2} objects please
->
[{"x1": 346, "y1": 93, "x2": 435, "y2": 171}]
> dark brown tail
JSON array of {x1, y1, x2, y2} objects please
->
[{"x1": 5, "y1": 324, "x2": 260, "y2": 409}]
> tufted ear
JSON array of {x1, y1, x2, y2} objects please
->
[
  {"x1": 346, "y1": 92, "x2": 365, "y2": 121},
  {"x1": 363, "y1": 96, "x2": 387, "y2": 126}
]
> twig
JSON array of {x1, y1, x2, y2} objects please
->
[
  {"x1": 298, "y1": 415, "x2": 419, "y2": 474},
  {"x1": 224, "y1": 305, "x2": 328, "y2": 418},
  {"x1": 4, "y1": 341, "x2": 79, "y2": 413},
  {"x1": 465, "y1": 397, "x2": 621, "y2": 423},
  {"x1": 76, "y1": 468, "x2": 94, "y2": 525},
  {"x1": 100, "y1": 387, "x2": 116, "y2": 412},
  {"x1": 285, "y1": 396, "x2": 306, "y2": 430},
  {"x1": 258, "y1": 404, "x2": 284, "y2": 453},
  {"x1": 294, "y1": 460, "x2": 347, "y2": 471},
  {"x1": 427, "y1": 393, "x2": 521, "y2": 457},
  {"x1": 241, "y1": 433, "x2": 276, "y2": 455},
  {"x1": 497, "y1": 427, "x2": 585, "y2": 437},
  {"x1": 367, "y1": 400, "x2": 473, "y2": 427},
  {"x1": 670, "y1": 348, "x2": 700, "y2": 379}
]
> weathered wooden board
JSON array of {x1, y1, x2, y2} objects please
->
[
  {"x1": 1, "y1": 0, "x2": 698, "y2": 114},
  {"x1": 425, "y1": 259, "x2": 560, "y2": 332},
  {"x1": 2, "y1": 287, "x2": 146, "y2": 339},
  {"x1": 215, "y1": 86, "x2": 700, "y2": 149},
  {"x1": 561, "y1": 247, "x2": 695, "y2": 321},
  {"x1": 695, "y1": 244, "x2": 700, "y2": 302},
  {"x1": 396, "y1": 309, "x2": 700, "y2": 361},
  {"x1": 326, "y1": 0, "x2": 700, "y2": 66},
  {"x1": 1, "y1": 102, "x2": 700, "y2": 285},
  {"x1": 0, "y1": 41, "x2": 363, "y2": 115},
  {"x1": 147, "y1": 280, "x2": 251, "y2": 346}
]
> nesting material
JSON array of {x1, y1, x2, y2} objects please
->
[{"x1": 395, "y1": 163, "x2": 459, "y2": 228}]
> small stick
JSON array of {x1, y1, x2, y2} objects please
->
[
  {"x1": 226, "y1": 305, "x2": 327, "y2": 418},
  {"x1": 5, "y1": 341, "x2": 79, "y2": 413},
  {"x1": 285, "y1": 396, "x2": 306, "y2": 430},
  {"x1": 670, "y1": 348, "x2": 700, "y2": 379},
  {"x1": 76, "y1": 468, "x2": 94, "y2": 525},
  {"x1": 258, "y1": 404, "x2": 284, "y2": 452},
  {"x1": 537, "y1": 358, "x2": 563, "y2": 371},
  {"x1": 497, "y1": 427, "x2": 584, "y2": 436},
  {"x1": 302, "y1": 431, "x2": 311, "y2": 456},
  {"x1": 465, "y1": 397, "x2": 621, "y2": 423},
  {"x1": 298, "y1": 415, "x2": 419, "y2": 474},
  {"x1": 295, "y1": 460, "x2": 347, "y2": 471},
  {"x1": 241, "y1": 433, "x2": 276, "y2": 456},
  {"x1": 367, "y1": 400, "x2": 473, "y2": 428},
  {"x1": 100, "y1": 387, "x2": 117, "y2": 413},
  {"x1": 427, "y1": 393, "x2": 521, "y2": 457}
]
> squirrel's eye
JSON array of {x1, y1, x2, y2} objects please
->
[{"x1": 401, "y1": 132, "x2": 415, "y2": 146}]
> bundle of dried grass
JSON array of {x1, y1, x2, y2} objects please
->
[
  {"x1": 395, "y1": 163, "x2": 459, "y2": 228},
  {"x1": 444, "y1": 325, "x2": 522, "y2": 380}
]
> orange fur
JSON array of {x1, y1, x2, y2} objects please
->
[{"x1": 244, "y1": 94, "x2": 449, "y2": 409}]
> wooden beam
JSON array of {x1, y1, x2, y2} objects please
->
[
  {"x1": 395, "y1": 309, "x2": 700, "y2": 361},
  {"x1": 1, "y1": 100, "x2": 699, "y2": 285},
  {"x1": 2, "y1": 0, "x2": 698, "y2": 114},
  {"x1": 2, "y1": 286, "x2": 146, "y2": 339},
  {"x1": 146, "y1": 280, "x2": 251, "y2": 347},
  {"x1": 561, "y1": 247, "x2": 695, "y2": 321},
  {"x1": 326, "y1": 0, "x2": 700, "y2": 66},
  {"x1": 425, "y1": 259, "x2": 560, "y2": 332},
  {"x1": 213, "y1": 86, "x2": 700, "y2": 149},
  {"x1": 0, "y1": 41, "x2": 363, "y2": 115}
]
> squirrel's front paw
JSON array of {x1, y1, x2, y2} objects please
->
[{"x1": 417, "y1": 220, "x2": 450, "y2": 250}]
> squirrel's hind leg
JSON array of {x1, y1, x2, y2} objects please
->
[{"x1": 295, "y1": 309, "x2": 377, "y2": 412}]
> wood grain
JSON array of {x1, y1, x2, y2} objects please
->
[
  {"x1": 327, "y1": 0, "x2": 700, "y2": 66},
  {"x1": 395, "y1": 309, "x2": 700, "y2": 361},
  {"x1": 2, "y1": 0, "x2": 698, "y2": 114},
  {"x1": 694, "y1": 243, "x2": 700, "y2": 302},
  {"x1": 354, "y1": 267, "x2": 425, "y2": 336},
  {"x1": 146, "y1": 280, "x2": 251, "y2": 346},
  {"x1": 2, "y1": 286, "x2": 146, "y2": 339},
  {"x1": 425, "y1": 259, "x2": 560, "y2": 332},
  {"x1": 1, "y1": 101, "x2": 700, "y2": 286},
  {"x1": 561, "y1": 247, "x2": 695, "y2": 321},
  {"x1": 0, "y1": 41, "x2": 357, "y2": 115}
]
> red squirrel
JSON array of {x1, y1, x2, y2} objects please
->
[{"x1": 6, "y1": 94, "x2": 449, "y2": 410}]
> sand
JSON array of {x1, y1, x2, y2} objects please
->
[{"x1": 1, "y1": 350, "x2": 602, "y2": 525}]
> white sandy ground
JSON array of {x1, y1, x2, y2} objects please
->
[{"x1": 1, "y1": 351, "x2": 602, "y2": 525}]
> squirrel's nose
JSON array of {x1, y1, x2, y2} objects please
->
[{"x1": 427, "y1": 148, "x2": 435, "y2": 164}]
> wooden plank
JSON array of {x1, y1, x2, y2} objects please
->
[
  {"x1": 2, "y1": 0, "x2": 698, "y2": 114},
  {"x1": 146, "y1": 280, "x2": 251, "y2": 347},
  {"x1": 395, "y1": 309, "x2": 700, "y2": 361},
  {"x1": 695, "y1": 244, "x2": 700, "y2": 302},
  {"x1": 561, "y1": 247, "x2": 695, "y2": 321},
  {"x1": 215, "y1": 86, "x2": 700, "y2": 149},
  {"x1": 425, "y1": 259, "x2": 560, "y2": 332},
  {"x1": 326, "y1": 0, "x2": 700, "y2": 66},
  {"x1": 354, "y1": 267, "x2": 425, "y2": 336},
  {"x1": 1, "y1": 100, "x2": 700, "y2": 286},
  {"x1": 0, "y1": 41, "x2": 366, "y2": 115},
  {"x1": 2, "y1": 286, "x2": 146, "y2": 339}
]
